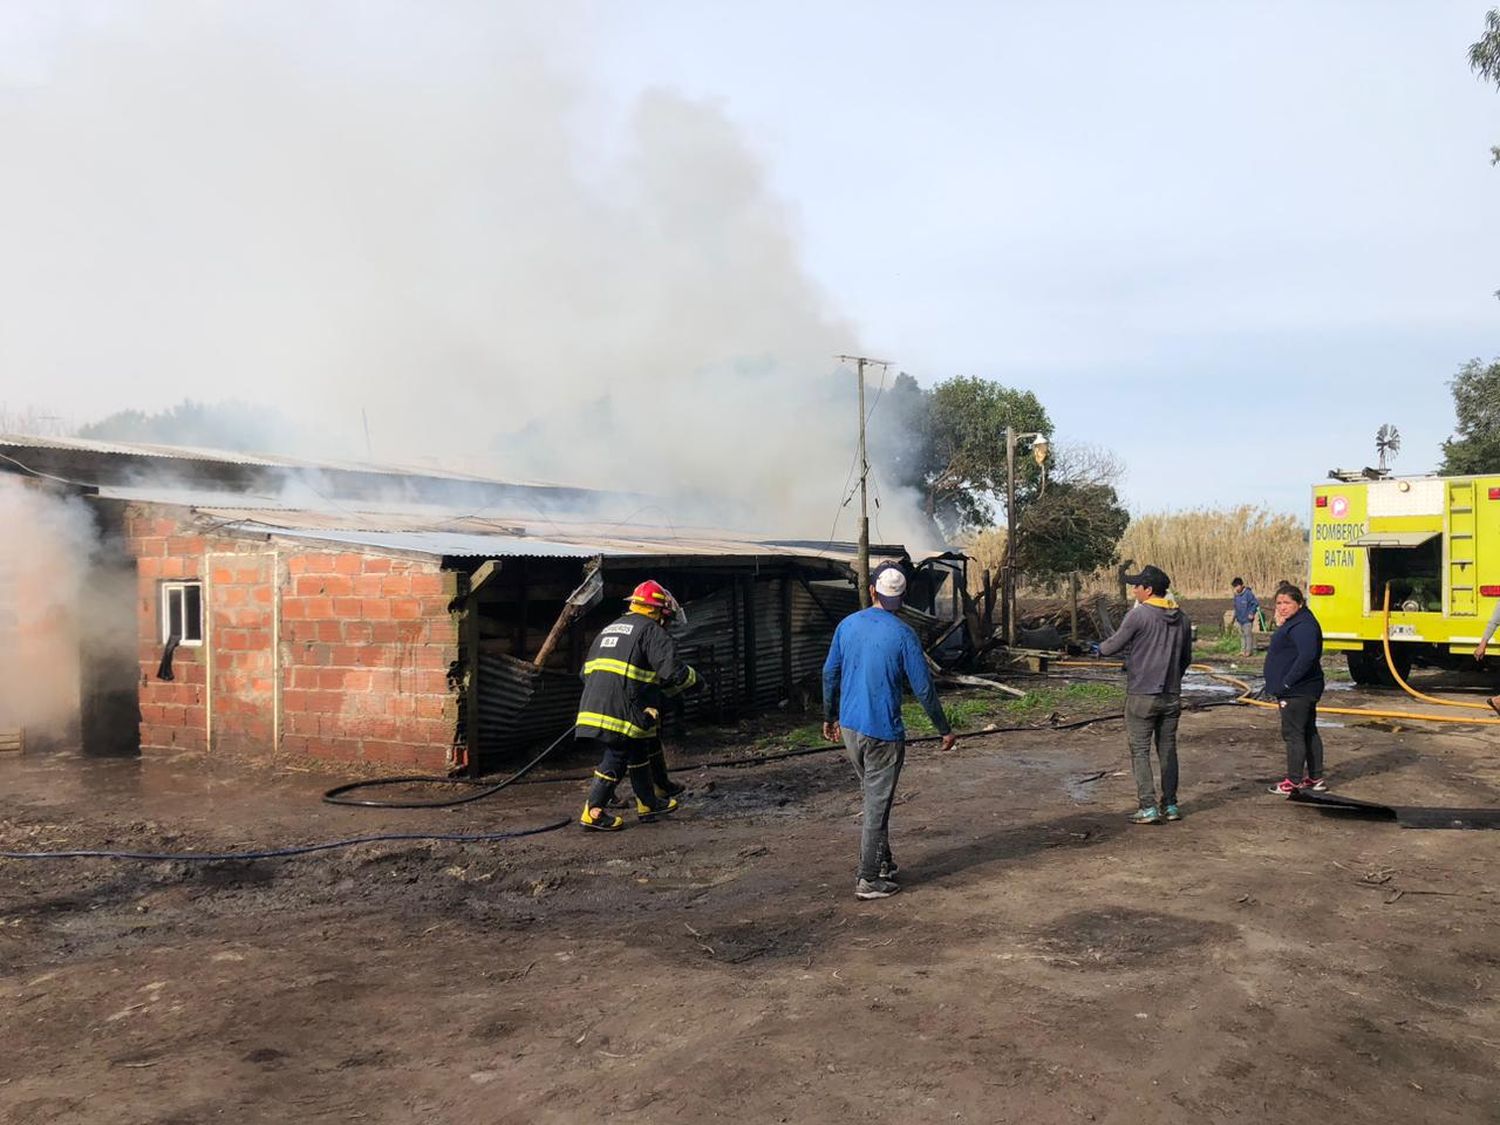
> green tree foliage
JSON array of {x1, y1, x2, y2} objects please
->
[
  {"x1": 77, "y1": 399, "x2": 301, "y2": 453},
  {"x1": 1439, "y1": 358, "x2": 1500, "y2": 475},
  {"x1": 1014, "y1": 480, "x2": 1131, "y2": 582},
  {"x1": 1471, "y1": 8, "x2": 1500, "y2": 164},
  {"x1": 883, "y1": 375, "x2": 1050, "y2": 533}
]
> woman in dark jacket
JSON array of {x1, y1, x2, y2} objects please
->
[{"x1": 1262, "y1": 585, "x2": 1326, "y2": 795}]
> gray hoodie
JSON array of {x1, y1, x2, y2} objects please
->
[{"x1": 1098, "y1": 598, "x2": 1194, "y2": 696}]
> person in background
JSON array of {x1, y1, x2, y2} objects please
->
[
  {"x1": 822, "y1": 562, "x2": 957, "y2": 901},
  {"x1": 1096, "y1": 564, "x2": 1194, "y2": 825},
  {"x1": 1473, "y1": 599, "x2": 1500, "y2": 716},
  {"x1": 1263, "y1": 584, "x2": 1326, "y2": 794},
  {"x1": 1231, "y1": 577, "x2": 1260, "y2": 657}
]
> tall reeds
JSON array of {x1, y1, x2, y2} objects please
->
[
  {"x1": 961, "y1": 505, "x2": 1307, "y2": 600},
  {"x1": 1115, "y1": 506, "x2": 1306, "y2": 597}
]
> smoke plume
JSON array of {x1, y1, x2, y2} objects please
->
[{"x1": 0, "y1": 2, "x2": 936, "y2": 547}]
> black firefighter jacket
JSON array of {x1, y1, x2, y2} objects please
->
[{"x1": 574, "y1": 611, "x2": 698, "y2": 743}]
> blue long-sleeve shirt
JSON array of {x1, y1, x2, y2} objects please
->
[
  {"x1": 1233, "y1": 587, "x2": 1260, "y2": 625},
  {"x1": 822, "y1": 607, "x2": 951, "y2": 741}
]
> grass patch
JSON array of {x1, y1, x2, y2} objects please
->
[
  {"x1": 753, "y1": 722, "x2": 826, "y2": 751},
  {"x1": 1197, "y1": 629, "x2": 1246, "y2": 656},
  {"x1": 901, "y1": 681, "x2": 1127, "y2": 735}
]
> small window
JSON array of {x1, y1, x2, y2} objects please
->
[{"x1": 161, "y1": 582, "x2": 203, "y2": 646}]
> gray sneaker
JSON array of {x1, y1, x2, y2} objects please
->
[{"x1": 854, "y1": 877, "x2": 901, "y2": 900}]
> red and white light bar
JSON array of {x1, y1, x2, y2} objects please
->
[
  {"x1": 1481, "y1": 585, "x2": 1500, "y2": 597},
  {"x1": 1309, "y1": 584, "x2": 1335, "y2": 596}
]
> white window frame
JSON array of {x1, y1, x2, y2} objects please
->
[{"x1": 160, "y1": 581, "x2": 204, "y2": 647}]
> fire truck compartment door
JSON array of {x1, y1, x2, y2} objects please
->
[{"x1": 1347, "y1": 532, "x2": 1440, "y2": 548}]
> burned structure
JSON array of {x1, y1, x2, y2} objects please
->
[{"x1": 0, "y1": 436, "x2": 964, "y2": 774}]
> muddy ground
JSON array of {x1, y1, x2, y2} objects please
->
[{"x1": 2, "y1": 666, "x2": 1498, "y2": 1124}]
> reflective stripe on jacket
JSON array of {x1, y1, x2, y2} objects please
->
[{"x1": 574, "y1": 611, "x2": 696, "y2": 743}]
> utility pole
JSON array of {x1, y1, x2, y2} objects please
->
[
  {"x1": 1003, "y1": 425, "x2": 1049, "y2": 648},
  {"x1": 835, "y1": 354, "x2": 891, "y2": 607},
  {"x1": 1004, "y1": 425, "x2": 1017, "y2": 646}
]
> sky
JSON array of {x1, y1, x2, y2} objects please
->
[{"x1": 0, "y1": 1, "x2": 1495, "y2": 530}]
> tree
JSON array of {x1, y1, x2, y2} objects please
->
[
  {"x1": 1013, "y1": 480, "x2": 1131, "y2": 582},
  {"x1": 880, "y1": 375, "x2": 1050, "y2": 534},
  {"x1": 1439, "y1": 358, "x2": 1500, "y2": 475},
  {"x1": 1471, "y1": 8, "x2": 1500, "y2": 165},
  {"x1": 77, "y1": 399, "x2": 303, "y2": 454},
  {"x1": 1013, "y1": 442, "x2": 1131, "y2": 582}
]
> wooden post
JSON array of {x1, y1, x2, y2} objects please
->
[{"x1": 1069, "y1": 571, "x2": 1079, "y2": 642}]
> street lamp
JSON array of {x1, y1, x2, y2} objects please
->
[{"x1": 1004, "y1": 427, "x2": 1049, "y2": 648}]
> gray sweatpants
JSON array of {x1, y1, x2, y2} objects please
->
[
  {"x1": 1238, "y1": 620, "x2": 1255, "y2": 655},
  {"x1": 842, "y1": 728, "x2": 905, "y2": 881},
  {"x1": 1124, "y1": 692, "x2": 1181, "y2": 809}
]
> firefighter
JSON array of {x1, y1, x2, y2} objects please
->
[{"x1": 576, "y1": 580, "x2": 699, "y2": 831}]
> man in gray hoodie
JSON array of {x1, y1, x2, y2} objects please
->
[{"x1": 1096, "y1": 564, "x2": 1195, "y2": 825}]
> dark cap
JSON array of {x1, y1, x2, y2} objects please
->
[{"x1": 1123, "y1": 564, "x2": 1171, "y2": 594}]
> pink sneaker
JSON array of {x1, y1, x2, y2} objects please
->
[
  {"x1": 1268, "y1": 778, "x2": 1298, "y2": 796},
  {"x1": 1301, "y1": 777, "x2": 1327, "y2": 792}
]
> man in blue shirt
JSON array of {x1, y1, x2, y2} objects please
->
[
  {"x1": 1231, "y1": 578, "x2": 1260, "y2": 657},
  {"x1": 822, "y1": 562, "x2": 956, "y2": 900}
]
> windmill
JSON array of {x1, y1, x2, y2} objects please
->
[{"x1": 1375, "y1": 424, "x2": 1401, "y2": 471}]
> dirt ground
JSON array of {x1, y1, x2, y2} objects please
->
[{"x1": 3, "y1": 667, "x2": 1499, "y2": 1124}]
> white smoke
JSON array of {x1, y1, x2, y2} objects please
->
[
  {"x1": 0, "y1": 477, "x2": 94, "y2": 738},
  {"x1": 0, "y1": 2, "x2": 937, "y2": 548}
]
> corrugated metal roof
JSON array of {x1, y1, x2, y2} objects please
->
[
  {"x1": 225, "y1": 525, "x2": 595, "y2": 558},
  {"x1": 96, "y1": 470, "x2": 911, "y2": 566},
  {"x1": 221, "y1": 520, "x2": 884, "y2": 563},
  {"x1": 0, "y1": 432, "x2": 605, "y2": 493}
]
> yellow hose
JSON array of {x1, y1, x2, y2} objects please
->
[
  {"x1": 1051, "y1": 645, "x2": 1500, "y2": 726},
  {"x1": 1379, "y1": 584, "x2": 1492, "y2": 711}
]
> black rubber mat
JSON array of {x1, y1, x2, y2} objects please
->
[{"x1": 1288, "y1": 787, "x2": 1500, "y2": 829}]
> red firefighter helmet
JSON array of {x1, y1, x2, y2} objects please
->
[{"x1": 628, "y1": 579, "x2": 682, "y2": 622}]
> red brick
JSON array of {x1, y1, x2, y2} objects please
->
[
  {"x1": 167, "y1": 536, "x2": 205, "y2": 556},
  {"x1": 332, "y1": 597, "x2": 362, "y2": 616},
  {"x1": 361, "y1": 599, "x2": 392, "y2": 620},
  {"x1": 343, "y1": 621, "x2": 374, "y2": 645},
  {"x1": 409, "y1": 573, "x2": 444, "y2": 596},
  {"x1": 363, "y1": 558, "x2": 392, "y2": 575},
  {"x1": 316, "y1": 621, "x2": 342, "y2": 643},
  {"x1": 419, "y1": 596, "x2": 453, "y2": 617},
  {"x1": 380, "y1": 576, "x2": 411, "y2": 597},
  {"x1": 333, "y1": 555, "x2": 362, "y2": 576},
  {"x1": 390, "y1": 598, "x2": 421, "y2": 620},
  {"x1": 211, "y1": 566, "x2": 235, "y2": 585},
  {"x1": 138, "y1": 557, "x2": 163, "y2": 579},
  {"x1": 301, "y1": 596, "x2": 334, "y2": 618}
]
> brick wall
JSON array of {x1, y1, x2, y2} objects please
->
[
  {"x1": 280, "y1": 552, "x2": 459, "y2": 770},
  {"x1": 129, "y1": 511, "x2": 209, "y2": 754},
  {"x1": 125, "y1": 503, "x2": 461, "y2": 771}
]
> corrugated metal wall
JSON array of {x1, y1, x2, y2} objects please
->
[{"x1": 471, "y1": 572, "x2": 945, "y2": 763}]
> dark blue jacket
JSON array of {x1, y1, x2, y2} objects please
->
[
  {"x1": 1232, "y1": 587, "x2": 1260, "y2": 625},
  {"x1": 822, "y1": 607, "x2": 950, "y2": 741},
  {"x1": 1263, "y1": 606, "x2": 1324, "y2": 699}
]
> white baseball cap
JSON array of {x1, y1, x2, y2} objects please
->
[{"x1": 871, "y1": 563, "x2": 906, "y2": 610}]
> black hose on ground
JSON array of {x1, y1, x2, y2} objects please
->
[{"x1": 321, "y1": 724, "x2": 577, "y2": 808}]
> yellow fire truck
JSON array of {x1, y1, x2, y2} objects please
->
[{"x1": 1309, "y1": 472, "x2": 1500, "y2": 685}]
